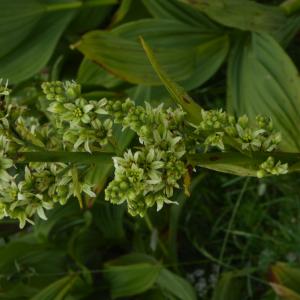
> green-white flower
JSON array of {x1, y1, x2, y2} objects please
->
[
  {"x1": 0, "y1": 79, "x2": 11, "y2": 96},
  {"x1": 0, "y1": 154, "x2": 12, "y2": 182},
  {"x1": 257, "y1": 156, "x2": 288, "y2": 178},
  {"x1": 63, "y1": 98, "x2": 94, "y2": 125}
]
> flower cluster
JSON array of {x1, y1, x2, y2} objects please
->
[
  {"x1": 42, "y1": 81, "x2": 112, "y2": 152},
  {"x1": 0, "y1": 161, "x2": 95, "y2": 228},
  {"x1": 194, "y1": 109, "x2": 281, "y2": 152},
  {"x1": 0, "y1": 81, "x2": 96, "y2": 227},
  {"x1": 0, "y1": 79, "x2": 290, "y2": 226},
  {"x1": 0, "y1": 79, "x2": 10, "y2": 96},
  {"x1": 257, "y1": 157, "x2": 288, "y2": 178},
  {"x1": 105, "y1": 100, "x2": 188, "y2": 216}
]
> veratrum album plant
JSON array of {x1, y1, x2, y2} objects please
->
[
  {"x1": 0, "y1": 74, "x2": 291, "y2": 227},
  {"x1": 3, "y1": 0, "x2": 300, "y2": 299}
]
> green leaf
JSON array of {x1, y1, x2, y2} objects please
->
[
  {"x1": 93, "y1": 202, "x2": 126, "y2": 240},
  {"x1": 189, "y1": 152, "x2": 259, "y2": 176},
  {"x1": 156, "y1": 268, "x2": 197, "y2": 300},
  {"x1": 0, "y1": 0, "x2": 44, "y2": 58},
  {"x1": 74, "y1": 19, "x2": 229, "y2": 90},
  {"x1": 0, "y1": 283, "x2": 38, "y2": 299},
  {"x1": 271, "y1": 263, "x2": 300, "y2": 295},
  {"x1": 77, "y1": 58, "x2": 123, "y2": 88},
  {"x1": 109, "y1": 0, "x2": 133, "y2": 27},
  {"x1": 143, "y1": 0, "x2": 220, "y2": 29},
  {"x1": 270, "y1": 283, "x2": 300, "y2": 300},
  {"x1": 227, "y1": 32, "x2": 300, "y2": 152},
  {"x1": 275, "y1": 14, "x2": 300, "y2": 47},
  {"x1": 281, "y1": 0, "x2": 300, "y2": 16},
  {"x1": 69, "y1": 1, "x2": 115, "y2": 33},
  {"x1": 30, "y1": 275, "x2": 79, "y2": 300},
  {"x1": 181, "y1": 0, "x2": 286, "y2": 34},
  {"x1": 189, "y1": 151, "x2": 300, "y2": 177},
  {"x1": 104, "y1": 262, "x2": 161, "y2": 298},
  {"x1": 168, "y1": 174, "x2": 206, "y2": 264},
  {"x1": 0, "y1": 11, "x2": 75, "y2": 84},
  {"x1": 212, "y1": 271, "x2": 245, "y2": 300},
  {"x1": 140, "y1": 37, "x2": 203, "y2": 124}
]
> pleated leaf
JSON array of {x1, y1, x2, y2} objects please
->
[
  {"x1": 104, "y1": 263, "x2": 161, "y2": 298},
  {"x1": 227, "y1": 32, "x2": 300, "y2": 152},
  {"x1": 30, "y1": 275, "x2": 79, "y2": 300},
  {"x1": 181, "y1": 0, "x2": 286, "y2": 34},
  {"x1": 156, "y1": 268, "x2": 197, "y2": 300},
  {"x1": 143, "y1": 0, "x2": 220, "y2": 29},
  {"x1": 74, "y1": 19, "x2": 229, "y2": 89},
  {"x1": 212, "y1": 272, "x2": 245, "y2": 300},
  {"x1": 0, "y1": 11, "x2": 75, "y2": 84},
  {"x1": 0, "y1": 0, "x2": 44, "y2": 57}
]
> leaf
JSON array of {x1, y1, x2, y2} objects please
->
[
  {"x1": 69, "y1": 1, "x2": 115, "y2": 33},
  {"x1": 168, "y1": 174, "x2": 206, "y2": 264},
  {"x1": 189, "y1": 151, "x2": 300, "y2": 177},
  {"x1": 212, "y1": 271, "x2": 245, "y2": 300},
  {"x1": 275, "y1": 14, "x2": 300, "y2": 47},
  {"x1": 189, "y1": 152, "x2": 258, "y2": 176},
  {"x1": 156, "y1": 268, "x2": 197, "y2": 300},
  {"x1": 181, "y1": 0, "x2": 286, "y2": 34},
  {"x1": 271, "y1": 263, "x2": 300, "y2": 295},
  {"x1": 280, "y1": 0, "x2": 300, "y2": 16},
  {"x1": 0, "y1": 0, "x2": 44, "y2": 58},
  {"x1": 93, "y1": 202, "x2": 126, "y2": 240},
  {"x1": 227, "y1": 32, "x2": 300, "y2": 152},
  {"x1": 140, "y1": 37, "x2": 203, "y2": 124},
  {"x1": 109, "y1": 0, "x2": 133, "y2": 27},
  {"x1": 0, "y1": 10, "x2": 75, "y2": 84},
  {"x1": 143, "y1": 0, "x2": 220, "y2": 29},
  {"x1": 77, "y1": 58, "x2": 123, "y2": 88},
  {"x1": 30, "y1": 275, "x2": 78, "y2": 300},
  {"x1": 74, "y1": 19, "x2": 229, "y2": 90},
  {"x1": 0, "y1": 283, "x2": 38, "y2": 299},
  {"x1": 270, "y1": 283, "x2": 300, "y2": 300},
  {"x1": 104, "y1": 254, "x2": 195, "y2": 299},
  {"x1": 104, "y1": 262, "x2": 161, "y2": 298}
]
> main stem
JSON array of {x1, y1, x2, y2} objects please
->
[
  {"x1": 13, "y1": 151, "x2": 300, "y2": 175},
  {"x1": 15, "y1": 151, "x2": 114, "y2": 165}
]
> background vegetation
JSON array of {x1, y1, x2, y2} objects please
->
[{"x1": 1, "y1": 0, "x2": 300, "y2": 298}]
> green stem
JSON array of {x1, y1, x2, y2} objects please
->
[
  {"x1": 218, "y1": 177, "x2": 250, "y2": 269},
  {"x1": 15, "y1": 151, "x2": 114, "y2": 164},
  {"x1": 46, "y1": 0, "x2": 117, "y2": 12},
  {"x1": 14, "y1": 150, "x2": 300, "y2": 175},
  {"x1": 144, "y1": 213, "x2": 169, "y2": 257},
  {"x1": 280, "y1": 0, "x2": 300, "y2": 15}
]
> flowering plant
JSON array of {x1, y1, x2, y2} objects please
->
[{"x1": 0, "y1": 77, "x2": 292, "y2": 228}]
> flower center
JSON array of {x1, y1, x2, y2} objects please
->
[{"x1": 73, "y1": 107, "x2": 83, "y2": 118}]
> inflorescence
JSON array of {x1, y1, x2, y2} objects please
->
[{"x1": 0, "y1": 80, "x2": 288, "y2": 227}]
